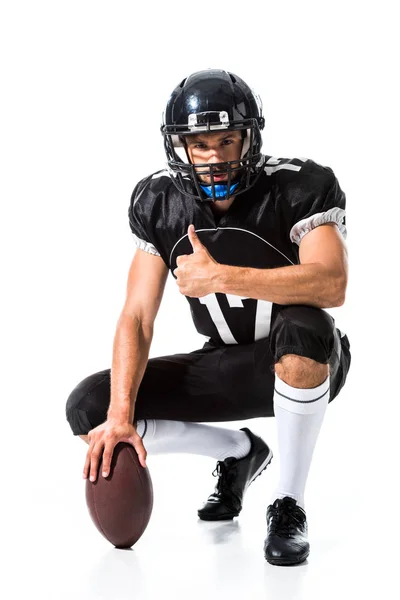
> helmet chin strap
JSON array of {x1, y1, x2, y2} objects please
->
[{"x1": 200, "y1": 182, "x2": 240, "y2": 200}]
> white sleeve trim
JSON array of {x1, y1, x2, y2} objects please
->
[
  {"x1": 132, "y1": 234, "x2": 161, "y2": 257},
  {"x1": 290, "y1": 207, "x2": 347, "y2": 246}
]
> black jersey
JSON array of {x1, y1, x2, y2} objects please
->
[{"x1": 128, "y1": 156, "x2": 347, "y2": 346}]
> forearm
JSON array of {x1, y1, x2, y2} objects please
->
[
  {"x1": 216, "y1": 262, "x2": 345, "y2": 308},
  {"x1": 107, "y1": 314, "x2": 153, "y2": 423}
]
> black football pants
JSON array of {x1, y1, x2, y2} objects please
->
[{"x1": 66, "y1": 305, "x2": 351, "y2": 435}]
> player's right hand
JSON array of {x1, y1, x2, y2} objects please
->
[{"x1": 83, "y1": 420, "x2": 147, "y2": 482}]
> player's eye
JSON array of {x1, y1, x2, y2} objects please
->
[
  {"x1": 194, "y1": 143, "x2": 207, "y2": 150},
  {"x1": 221, "y1": 138, "x2": 233, "y2": 145}
]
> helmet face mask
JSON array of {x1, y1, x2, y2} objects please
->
[{"x1": 161, "y1": 70, "x2": 265, "y2": 202}]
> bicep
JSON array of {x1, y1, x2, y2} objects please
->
[
  {"x1": 121, "y1": 248, "x2": 169, "y2": 326},
  {"x1": 299, "y1": 223, "x2": 348, "y2": 280}
]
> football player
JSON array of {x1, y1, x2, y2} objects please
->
[{"x1": 66, "y1": 69, "x2": 351, "y2": 566}]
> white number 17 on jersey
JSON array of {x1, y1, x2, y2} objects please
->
[{"x1": 199, "y1": 294, "x2": 272, "y2": 344}]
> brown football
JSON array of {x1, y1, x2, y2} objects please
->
[{"x1": 85, "y1": 442, "x2": 153, "y2": 548}]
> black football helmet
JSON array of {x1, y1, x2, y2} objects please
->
[{"x1": 161, "y1": 69, "x2": 266, "y2": 202}]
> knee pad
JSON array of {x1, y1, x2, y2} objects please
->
[
  {"x1": 65, "y1": 370, "x2": 110, "y2": 435},
  {"x1": 269, "y1": 305, "x2": 335, "y2": 364}
]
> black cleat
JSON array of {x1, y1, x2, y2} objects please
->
[
  {"x1": 197, "y1": 428, "x2": 273, "y2": 521},
  {"x1": 264, "y1": 497, "x2": 310, "y2": 566}
]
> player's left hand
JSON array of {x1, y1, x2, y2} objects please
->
[{"x1": 173, "y1": 225, "x2": 220, "y2": 297}]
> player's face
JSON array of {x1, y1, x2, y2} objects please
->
[{"x1": 185, "y1": 130, "x2": 243, "y2": 184}]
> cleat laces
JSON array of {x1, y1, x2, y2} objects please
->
[
  {"x1": 207, "y1": 459, "x2": 239, "y2": 505},
  {"x1": 268, "y1": 501, "x2": 305, "y2": 538}
]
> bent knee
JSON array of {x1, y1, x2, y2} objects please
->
[
  {"x1": 65, "y1": 369, "x2": 110, "y2": 436},
  {"x1": 275, "y1": 353, "x2": 328, "y2": 388},
  {"x1": 270, "y1": 305, "x2": 335, "y2": 365}
]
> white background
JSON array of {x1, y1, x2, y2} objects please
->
[{"x1": 1, "y1": 1, "x2": 399, "y2": 599}]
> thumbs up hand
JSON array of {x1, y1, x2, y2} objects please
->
[{"x1": 173, "y1": 225, "x2": 220, "y2": 297}]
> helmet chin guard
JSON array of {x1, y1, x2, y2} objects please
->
[{"x1": 161, "y1": 69, "x2": 266, "y2": 202}]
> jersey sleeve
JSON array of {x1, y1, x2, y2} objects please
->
[
  {"x1": 288, "y1": 163, "x2": 347, "y2": 246},
  {"x1": 128, "y1": 179, "x2": 162, "y2": 258}
]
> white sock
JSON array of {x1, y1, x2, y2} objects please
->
[
  {"x1": 135, "y1": 419, "x2": 251, "y2": 461},
  {"x1": 271, "y1": 373, "x2": 330, "y2": 510}
]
